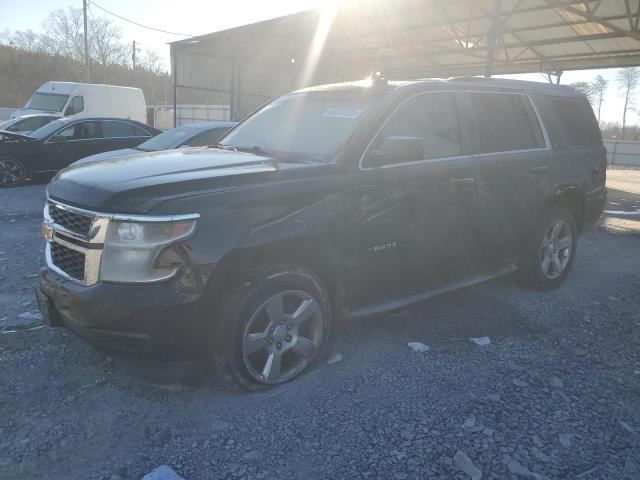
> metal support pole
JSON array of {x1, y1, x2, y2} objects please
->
[
  {"x1": 131, "y1": 40, "x2": 136, "y2": 87},
  {"x1": 83, "y1": 0, "x2": 90, "y2": 82},
  {"x1": 172, "y1": 51, "x2": 178, "y2": 128},
  {"x1": 484, "y1": 0, "x2": 502, "y2": 77},
  {"x1": 229, "y1": 54, "x2": 236, "y2": 122}
]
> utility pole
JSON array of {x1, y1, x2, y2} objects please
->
[
  {"x1": 83, "y1": 0, "x2": 90, "y2": 82},
  {"x1": 132, "y1": 40, "x2": 136, "y2": 70},
  {"x1": 131, "y1": 40, "x2": 136, "y2": 86}
]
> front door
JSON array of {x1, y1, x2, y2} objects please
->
[
  {"x1": 45, "y1": 120, "x2": 102, "y2": 170},
  {"x1": 350, "y1": 91, "x2": 483, "y2": 306}
]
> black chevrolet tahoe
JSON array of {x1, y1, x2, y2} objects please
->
[{"x1": 37, "y1": 77, "x2": 607, "y2": 390}]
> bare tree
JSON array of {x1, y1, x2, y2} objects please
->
[
  {"x1": 41, "y1": 7, "x2": 128, "y2": 74},
  {"x1": 591, "y1": 74, "x2": 608, "y2": 125},
  {"x1": 42, "y1": 8, "x2": 85, "y2": 62},
  {"x1": 616, "y1": 67, "x2": 640, "y2": 140},
  {"x1": 89, "y1": 16, "x2": 128, "y2": 66},
  {"x1": 7, "y1": 30, "x2": 49, "y2": 54},
  {"x1": 139, "y1": 50, "x2": 165, "y2": 75},
  {"x1": 571, "y1": 81, "x2": 595, "y2": 104}
]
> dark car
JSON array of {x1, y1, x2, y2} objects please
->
[
  {"x1": 0, "y1": 114, "x2": 61, "y2": 136},
  {"x1": 38, "y1": 77, "x2": 606, "y2": 390},
  {"x1": 0, "y1": 117, "x2": 161, "y2": 187},
  {"x1": 72, "y1": 121, "x2": 237, "y2": 166}
]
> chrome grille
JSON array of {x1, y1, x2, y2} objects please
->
[
  {"x1": 51, "y1": 243, "x2": 86, "y2": 281},
  {"x1": 48, "y1": 204, "x2": 92, "y2": 236}
]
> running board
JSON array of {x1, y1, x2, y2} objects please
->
[{"x1": 346, "y1": 264, "x2": 517, "y2": 320}]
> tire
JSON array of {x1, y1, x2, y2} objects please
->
[
  {"x1": 518, "y1": 205, "x2": 578, "y2": 291},
  {"x1": 211, "y1": 265, "x2": 332, "y2": 391},
  {"x1": 0, "y1": 156, "x2": 28, "y2": 188}
]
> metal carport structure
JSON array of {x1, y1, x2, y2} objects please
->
[{"x1": 170, "y1": 0, "x2": 640, "y2": 121}]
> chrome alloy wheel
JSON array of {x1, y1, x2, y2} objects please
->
[
  {"x1": 242, "y1": 290, "x2": 324, "y2": 385},
  {"x1": 0, "y1": 158, "x2": 26, "y2": 187},
  {"x1": 540, "y1": 219, "x2": 573, "y2": 280}
]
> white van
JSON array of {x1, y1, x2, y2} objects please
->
[{"x1": 12, "y1": 82, "x2": 146, "y2": 122}]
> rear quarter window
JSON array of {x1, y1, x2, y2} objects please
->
[
  {"x1": 544, "y1": 96, "x2": 601, "y2": 146},
  {"x1": 101, "y1": 121, "x2": 136, "y2": 138}
]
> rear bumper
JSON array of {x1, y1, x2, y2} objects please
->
[
  {"x1": 38, "y1": 267, "x2": 209, "y2": 360},
  {"x1": 583, "y1": 186, "x2": 607, "y2": 230}
]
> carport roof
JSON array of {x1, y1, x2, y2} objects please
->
[{"x1": 171, "y1": 0, "x2": 640, "y2": 78}]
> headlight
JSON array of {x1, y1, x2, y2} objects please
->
[{"x1": 100, "y1": 219, "x2": 197, "y2": 283}]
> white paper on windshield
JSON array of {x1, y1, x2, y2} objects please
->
[{"x1": 322, "y1": 107, "x2": 364, "y2": 119}]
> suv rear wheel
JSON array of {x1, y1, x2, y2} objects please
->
[
  {"x1": 518, "y1": 205, "x2": 578, "y2": 291},
  {"x1": 212, "y1": 265, "x2": 331, "y2": 391}
]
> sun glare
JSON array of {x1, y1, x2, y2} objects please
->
[{"x1": 297, "y1": 0, "x2": 343, "y2": 88}]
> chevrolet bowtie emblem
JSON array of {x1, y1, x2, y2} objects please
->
[{"x1": 41, "y1": 222, "x2": 54, "y2": 241}]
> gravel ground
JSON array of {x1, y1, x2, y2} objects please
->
[{"x1": 1, "y1": 176, "x2": 640, "y2": 480}]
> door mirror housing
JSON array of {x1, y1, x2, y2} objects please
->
[{"x1": 367, "y1": 136, "x2": 424, "y2": 167}]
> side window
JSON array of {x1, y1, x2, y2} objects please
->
[
  {"x1": 101, "y1": 121, "x2": 136, "y2": 138},
  {"x1": 132, "y1": 125, "x2": 151, "y2": 137},
  {"x1": 545, "y1": 96, "x2": 600, "y2": 146},
  {"x1": 55, "y1": 121, "x2": 99, "y2": 140},
  {"x1": 470, "y1": 93, "x2": 544, "y2": 153},
  {"x1": 368, "y1": 93, "x2": 463, "y2": 166},
  {"x1": 183, "y1": 128, "x2": 231, "y2": 147},
  {"x1": 64, "y1": 96, "x2": 84, "y2": 116}
]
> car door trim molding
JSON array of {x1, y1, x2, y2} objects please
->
[
  {"x1": 358, "y1": 90, "x2": 551, "y2": 172},
  {"x1": 347, "y1": 263, "x2": 517, "y2": 319}
]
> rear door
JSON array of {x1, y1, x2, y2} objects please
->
[
  {"x1": 99, "y1": 120, "x2": 152, "y2": 151},
  {"x1": 466, "y1": 91, "x2": 551, "y2": 267},
  {"x1": 351, "y1": 91, "x2": 483, "y2": 305}
]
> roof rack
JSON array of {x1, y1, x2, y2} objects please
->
[{"x1": 446, "y1": 76, "x2": 574, "y2": 91}]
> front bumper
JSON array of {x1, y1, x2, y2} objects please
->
[{"x1": 38, "y1": 268, "x2": 208, "y2": 360}]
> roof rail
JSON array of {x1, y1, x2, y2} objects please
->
[{"x1": 445, "y1": 76, "x2": 575, "y2": 91}]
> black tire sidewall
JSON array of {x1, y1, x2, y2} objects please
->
[
  {"x1": 521, "y1": 206, "x2": 578, "y2": 291},
  {"x1": 213, "y1": 265, "x2": 332, "y2": 390},
  {"x1": 0, "y1": 156, "x2": 28, "y2": 188}
]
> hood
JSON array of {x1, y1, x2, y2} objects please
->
[
  {"x1": 0, "y1": 130, "x2": 33, "y2": 141},
  {"x1": 48, "y1": 147, "x2": 286, "y2": 212},
  {"x1": 72, "y1": 148, "x2": 143, "y2": 166},
  {"x1": 11, "y1": 108, "x2": 61, "y2": 118}
]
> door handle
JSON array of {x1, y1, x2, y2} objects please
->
[
  {"x1": 529, "y1": 166, "x2": 549, "y2": 174},
  {"x1": 450, "y1": 177, "x2": 476, "y2": 185},
  {"x1": 449, "y1": 177, "x2": 476, "y2": 195}
]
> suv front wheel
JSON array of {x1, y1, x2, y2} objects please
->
[
  {"x1": 518, "y1": 205, "x2": 578, "y2": 291},
  {"x1": 212, "y1": 265, "x2": 331, "y2": 391}
]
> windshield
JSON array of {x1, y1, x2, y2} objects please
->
[
  {"x1": 26, "y1": 92, "x2": 70, "y2": 112},
  {"x1": 219, "y1": 91, "x2": 375, "y2": 159},
  {"x1": 137, "y1": 125, "x2": 209, "y2": 151},
  {"x1": 27, "y1": 118, "x2": 73, "y2": 139}
]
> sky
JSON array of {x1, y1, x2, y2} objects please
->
[{"x1": 0, "y1": 0, "x2": 635, "y2": 125}]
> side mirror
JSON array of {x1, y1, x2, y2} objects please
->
[
  {"x1": 367, "y1": 136, "x2": 424, "y2": 166},
  {"x1": 48, "y1": 135, "x2": 67, "y2": 143}
]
